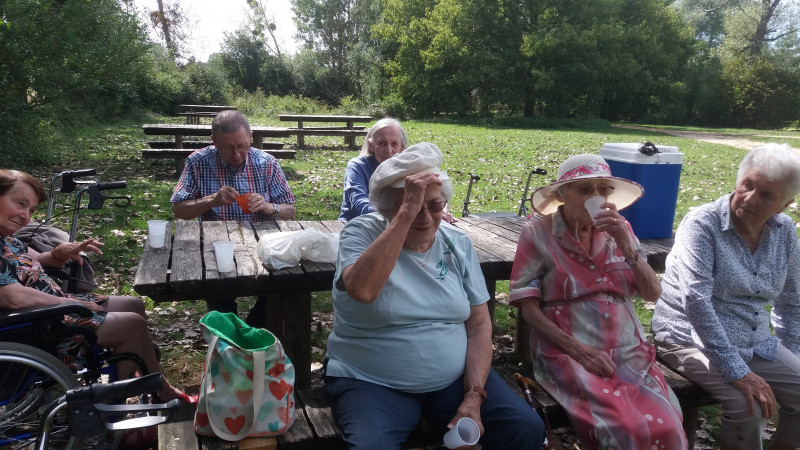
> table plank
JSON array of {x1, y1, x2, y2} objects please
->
[{"x1": 133, "y1": 221, "x2": 173, "y2": 294}]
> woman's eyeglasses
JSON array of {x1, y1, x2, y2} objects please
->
[
  {"x1": 418, "y1": 200, "x2": 446, "y2": 215},
  {"x1": 570, "y1": 183, "x2": 615, "y2": 196}
]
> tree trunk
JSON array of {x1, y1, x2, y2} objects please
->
[
  {"x1": 750, "y1": 0, "x2": 781, "y2": 57},
  {"x1": 157, "y1": 0, "x2": 175, "y2": 60}
]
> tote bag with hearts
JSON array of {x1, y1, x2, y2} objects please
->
[{"x1": 194, "y1": 311, "x2": 295, "y2": 440}]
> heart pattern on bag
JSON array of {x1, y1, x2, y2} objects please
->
[
  {"x1": 269, "y1": 379, "x2": 292, "y2": 400},
  {"x1": 225, "y1": 415, "x2": 246, "y2": 435},
  {"x1": 236, "y1": 389, "x2": 253, "y2": 405},
  {"x1": 195, "y1": 412, "x2": 209, "y2": 428}
]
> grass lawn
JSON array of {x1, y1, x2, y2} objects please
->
[{"x1": 11, "y1": 116, "x2": 800, "y2": 398}]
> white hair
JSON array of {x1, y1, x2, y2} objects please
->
[
  {"x1": 737, "y1": 143, "x2": 800, "y2": 203},
  {"x1": 372, "y1": 177, "x2": 454, "y2": 217},
  {"x1": 360, "y1": 117, "x2": 408, "y2": 157}
]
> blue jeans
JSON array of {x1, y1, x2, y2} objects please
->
[{"x1": 325, "y1": 368, "x2": 545, "y2": 450}]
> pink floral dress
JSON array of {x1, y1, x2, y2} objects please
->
[{"x1": 509, "y1": 210, "x2": 686, "y2": 449}]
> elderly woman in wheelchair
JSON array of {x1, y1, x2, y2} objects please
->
[{"x1": 0, "y1": 169, "x2": 192, "y2": 405}]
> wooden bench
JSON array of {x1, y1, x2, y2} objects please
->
[
  {"x1": 178, "y1": 105, "x2": 237, "y2": 124},
  {"x1": 141, "y1": 124, "x2": 291, "y2": 175},
  {"x1": 148, "y1": 141, "x2": 286, "y2": 150},
  {"x1": 278, "y1": 114, "x2": 372, "y2": 149}
]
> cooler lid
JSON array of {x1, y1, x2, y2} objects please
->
[{"x1": 600, "y1": 143, "x2": 683, "y2": 164}]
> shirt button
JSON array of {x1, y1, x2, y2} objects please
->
[
  {"x1": 755, "y1": 312, "x2": 759, "y2": 315},
  {"x1": 570, "y1": 252, "x2": 576, "y2": 258},
  {"x1": 589, "y1": 264, "x2": 596, "y2": 270},
  {"x1": 596, "y1": 278, "x2": 603, "y2": 283},
  {"x1": 752, "y1": 327, "x2": 757, "y2": 331},
  {"x1": 753, "y1": 272, "x2": 757, "y2": 276},
  {"x1": 603, "y1": 312, "x2": 610, "y2": 319}
]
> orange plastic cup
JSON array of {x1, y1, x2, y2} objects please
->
[{"x1": 236, "y1": 193, "x2": 252, "y2": 214}]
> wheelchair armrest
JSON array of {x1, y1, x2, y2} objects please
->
[{"x1": 0, "y1": 303, "x2": 93, "y2": 327}]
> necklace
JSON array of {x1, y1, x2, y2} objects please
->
[{"x1": 418, "y1": 245, "x2": 433, "y2": 268}]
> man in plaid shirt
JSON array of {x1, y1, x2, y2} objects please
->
[{"x1": 171, "y1": 110, "x2": 296, "y2": 327}]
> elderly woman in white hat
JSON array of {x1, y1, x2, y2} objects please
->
[
  {"x1": 509, "y1": 154, "x2": 687, "y2": 449},
  {"x1": 654, "y1": 143, "x2": 800, "y2": 450},
  {"x1": 325, "y1": 142, "x2": 546, "y2": 450}
]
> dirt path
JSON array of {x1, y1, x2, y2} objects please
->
[{"x1": 613, "y1": 124, "x2": 795, "y2": 150}]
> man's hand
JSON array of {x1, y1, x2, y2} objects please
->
[
  {"x1": 244, "y1": 193, "x2": 270, "y2": 214},
  {"x1": 732, "y1": 372, "x2": 777, "y2": 418},
  {"x1": 213, "y1": 186, "x2": 239, "y2": 207}
]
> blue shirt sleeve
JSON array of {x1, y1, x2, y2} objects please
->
[
  {"x1": 339, "y1": 156, "x2": 377, "y2": 221},
  {"x1": 772, "y1": 218, "x2": 800, "y2": 356}
]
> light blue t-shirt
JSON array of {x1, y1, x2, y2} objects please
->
[{"x1": 326, "y1": 213, "x2": 490, "y2": 393}]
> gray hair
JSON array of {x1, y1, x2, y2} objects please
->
[
  {"x1": 212, "y1": 110, "x2": 251, "y2": 138},
  {"x1": 360, "y1": 117, "x2": 408, "y2": 157},
  {"x1": 372, "y1": 177, "x2": 454, "y2": 217},
  {"x1": 737, "y1": 143, "x2": 800, "y2": 203}
]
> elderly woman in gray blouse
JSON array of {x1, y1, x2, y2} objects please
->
[{"x1": 652, "y1": 143, "x2": 800, "y2": 450}]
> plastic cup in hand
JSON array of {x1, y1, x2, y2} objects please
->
[
  {"x1": 584, "y1": 195, "x2": 607, "y2": 222},
  {"x1": 147, "y1": 220, "x2": 167, "y2": 249},
  {"x1": 213, "y1": 241, "x2": 235, "y2": 273},
  {"x1": 443, "y1": 417, "x2": 480, "y2": 449},
  {"x1": 236, "y1": 193, "x2": 252, "y2": 214}
]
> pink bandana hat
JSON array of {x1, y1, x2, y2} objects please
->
[{"x1": 530, "y1": 154, "x2": 644, "y2": 215}]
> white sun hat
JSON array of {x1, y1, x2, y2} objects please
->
[
  {"x1": 369, "y1": 142, "x2": 450, "y2": 195},
  {"x1": 530, "y1": 154, "x2": 644, "y2": 215}
]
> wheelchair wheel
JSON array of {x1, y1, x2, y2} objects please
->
[{"x1": 0, "y1": 342, "x2": 82, "y2": 449}]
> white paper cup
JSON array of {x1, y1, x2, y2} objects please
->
[
  {"x1": 584, "y1": 195, "x2": 607, "y2": 221},
  {"x1": 147, "y1": 220, "x2": 167, "y2": 248},
  {"x1": 443, "y1": 417, "x2": 480, "y2": 449},
  {"x1": 213, "y1": 241, "x2": 235, "y2": 273}
]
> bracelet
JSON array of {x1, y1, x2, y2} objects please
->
[{"x1": 464, "y1": 384, "x2": 487, "y2": 402}]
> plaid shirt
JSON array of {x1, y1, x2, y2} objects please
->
[{"x1": 171, "y1": 146, "x2": 295, "y2": 222}]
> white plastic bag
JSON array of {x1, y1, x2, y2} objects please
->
[{"x1": 257, "y1": 229, "x2": 339, "y2": 270}]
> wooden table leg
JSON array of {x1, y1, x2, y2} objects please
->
[
  {"x1": 516, "y1": 314, "x2": 532, "y2": 363},
  {"x1": 346, "y1": 121, "x2": 355, "y2": 148},
  {"x1": 485, "y1": 278, "x2": 497, "y2": 335},
  {"x1": 297, "y1": 120, "x2": 305, "y2": 149},
  {"x1": 265, "y1": 290, "x2": 312, "y2": 389},
  {"x1": 253, "y1": 134, "x2": 264, "y2": 149}
]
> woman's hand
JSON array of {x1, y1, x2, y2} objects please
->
[
  {"x1": 594, "y1": 202, "x2": 632, "y2": 249},
  {"x1": 573, "y1": 344, "x2": 617, "y2": 378},
  {"x1": 51, "y1": 238, "x2": 104, "y2": 265},
  {"x1": 732, "y1": 372, "x2": 777, "y2": 418},
  {"x1": 448, "y1": 396, "x2": 484, "y2": 448}
]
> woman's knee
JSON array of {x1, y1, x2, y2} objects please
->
[
  {"x1": 108, "y1": 295, "x2": 146, "y2": 316},
  {"x1": 97, "y1": 311, "x2": 150, "y2": 347}
]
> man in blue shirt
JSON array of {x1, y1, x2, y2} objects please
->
[{"x1": 171, "y1": 110, "x2": 296, "y2": 327}]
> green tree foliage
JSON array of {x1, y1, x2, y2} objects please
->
[{"x1": 0, "y1": 0, "x2": 172, "y2": 162}]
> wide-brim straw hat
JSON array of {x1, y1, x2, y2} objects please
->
[{"x1": 531, "y1": 154, "x2": 644, "y2": 215}]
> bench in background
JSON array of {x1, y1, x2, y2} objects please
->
[
  {"x1": 278, "y1": 114, "x2": 372, "y2": 149},
  {"x1": 178, "y1": 104, "x2": 237, "y2": 124}
]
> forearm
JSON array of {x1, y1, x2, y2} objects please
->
[
  {"x1": 341, "y1": 206, "x2": 416, "y2": 303},
  {"x1": 172, "y1": 196, "x2": 218, "y2": 220},
  {"x1": 0, "y1": 283, "x2": 68, "y2": 311},
  {"x1": 463, "y1": 307, "x2": 492, "y2": 389},
  {"x1": 520, "y1": 298, "x2": 591, "y2": 360},
  {"x1": 630, "y1": 259, "x2": 661, "y2": 301}
]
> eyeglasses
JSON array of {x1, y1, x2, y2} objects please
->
[
  {"x1": 217, "y1": 144, "x2": 250, "y2": 153},
  {"x1": 418, "y1": 200, "x2": 446, "y2": 215},
  {"x1": 569, "y1": 182, "x2": 615, "y2": 197}
]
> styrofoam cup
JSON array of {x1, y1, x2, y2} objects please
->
[
  {"x1": 584, "y1": 195, "x2": 607, "y2": 221},
  {"x1": 443, "y1": 417, "x2": 480, "y2": 449},
  {"x1": 213, "y1": 241, "x2": 235, "y2": 273},
  {"x1": 147, "y1": 220, "x2": 167, "y2": 248}
]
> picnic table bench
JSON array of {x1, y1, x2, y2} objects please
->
[
  {"x1": 178, "y1": 104, "x2": 237, "y2": 124},
  {"x1": 278, "y1": 114, "x2": 372, "y2": 149},
  {"x1": 141, "y1": 124, "x2": 292, "y2": 174}
]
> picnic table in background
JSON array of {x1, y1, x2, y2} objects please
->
[
  {"x1": 177, "y1": 104, "x2": 237, "y2": 124},
  {"x1": 278, "y1": 114, "x2": 372, "y2": 149},
  {"x1": 140, "y1": 123, "x2": 293, "y2": 175}
]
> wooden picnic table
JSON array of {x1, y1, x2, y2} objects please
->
[
  {"x1": 178, "y1": 105, "x2": 237, "y2": 124},
  {"x1": 133, "y1": 216, "x2": 673, "y2": 390},
  {"x1": 278, "y1": 114, "x2": 372, "y2": 149}
]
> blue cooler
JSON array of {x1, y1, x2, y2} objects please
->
[{"x1": 599, "y1": 143, "x2": 683, "y2": 239}]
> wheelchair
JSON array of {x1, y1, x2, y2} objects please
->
[
  {"x1": 460, "y1": 167, "x2": 548, "y2": 218},
  {"x1": 0, "y1": 172, "x2": 173, "y2": 448}
]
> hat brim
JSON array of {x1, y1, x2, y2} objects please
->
[{"x1": 531, "y1": 176, "x2": 644, "y2": 216}]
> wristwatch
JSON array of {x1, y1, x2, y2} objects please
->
[
  {"x1": 272, "y1": 203, "x2": 281, "y2": 215},
  {"x1": 626, "y1": 254, "x2": 639, "y2": 268}
]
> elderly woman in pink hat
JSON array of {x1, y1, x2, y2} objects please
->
[{"x1": 509, "y1": 154, "x2": 687, "y2": 449}]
